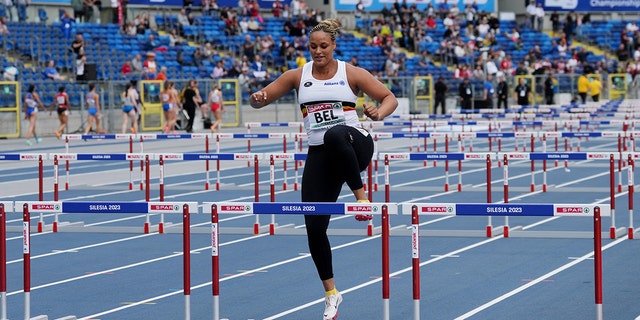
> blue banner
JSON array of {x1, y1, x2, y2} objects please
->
[
  {"x1": 253, "y1": 202, "x2": 345, "y2": 215},
  {"x1": 127, "y1": 0, "x2": 283, "y2": 8},
  {"x1": 336, "y1": 0, "x2": 495, "y2": 12},
  {"x1": 456, "y1": 203, "x2": 555, "y2": 216},
  {"x1": 62, "y1": 202, "x2": 149, "y2": 214},
  {"x1": 183, "y1": 153, "x2": 237, "y2": 160},
  {"x1": 409, "y1": 153, "x2": 465, "y2": 160},
  {"x1": 529, "y1": 153, "x2": 586, "y2": 160},
  {"x1": 77, "y1": 154, "x2": 128, "y2": 160},
  {"x1": 543, "y1": 0, "x2": 640, "y2": 11},
  {"x1": 0, "y1": 154, "x2": 20, "y2": 160}
]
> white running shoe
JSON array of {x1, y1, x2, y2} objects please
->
[{"x1": 323, "y1": 290, "x2": 342, "y2": 320}]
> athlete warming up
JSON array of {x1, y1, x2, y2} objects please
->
[
  {"x1": 249, "y1": 18, "x2": 398, "y2": 320},
  {"x1": 24, "y1": 84, "x2": 44, "y2": 145},
  {"x1": 51, "y1": 86, "x2": 70, "y2": 139},
  {"x1": 84, "y1": 83, "x2": 106, "y2": 135}
]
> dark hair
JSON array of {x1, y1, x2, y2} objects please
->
[
  {"x1": 59, "y1": 86, "x2": 65, "y2": 93},
  {"x1": 89, "y1": 83, "x2": 96, "y2": 91},
  {"x1": 28, "y1": 85, "x2": 35, "y2": 93}
]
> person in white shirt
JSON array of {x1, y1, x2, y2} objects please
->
[
  {"x1": 526, "y1": 1, "x2": 537, "y2": 29},
  {"x1": 535, "y1": 3, "x2": 545, "y2": 32}
]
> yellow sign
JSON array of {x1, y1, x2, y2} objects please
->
[
  {"x1": 414, "y1": 76, "x2": 433, "y2": 114},
  {"x1": 0, "y1": 81, "x2": 20, "y2": 138},
  {"x1": 608, "y1": 73, "x2": 627, "y2": 100},
  {"x1": 219, "y1": 79, "x2": 240, "y2": 127},
  {"x1": 139, "y1": 80, "x2": 164, "y2": 131}
]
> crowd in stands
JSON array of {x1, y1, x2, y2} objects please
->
[{"x1": 2, "y1": 0, "x2": 640, "y2": 110}]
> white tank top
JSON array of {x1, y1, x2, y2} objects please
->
[{"x1": 297, "y1": 60, "x2": 359, "y2": 146}]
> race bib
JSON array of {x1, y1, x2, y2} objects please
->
[
  {"x1": 57, "y1": 96, "x2": 66, "y2": 104},
  {"x1": 306, "y1": 102, "x2": 346, "y2": 130},
  {"x1": 161, "y1": 93, "x2": 170, "y2": 102}
]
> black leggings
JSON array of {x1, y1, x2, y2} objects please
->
[{"x1": 302, "y1": 125, "x2": 374, "y2": 281}]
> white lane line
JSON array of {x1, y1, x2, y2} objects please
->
[{"x1": 453, "y1": 237, "x2": 626, "y2": 320}]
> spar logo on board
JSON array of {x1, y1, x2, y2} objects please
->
[
  {"x1": 20, "y1": 154, "x2": 39, "y2": 160},
  {"x1": 421, "y1": 206, "x2": 453, "y2": 213},
  {"x1": 347, "y1": 205, "x2": 375, "y2": 213},
  {"x1": 31, "y1": 203, "x2": 60, "y2": 211},
  {"x1": 508, "y1": 154, "x2": 528, "y2": 159},
  {"x1": 221, "y1": 205, "x2": 251, "y2": 212},
  {"x1": 556, "y1": 206, "x2": 589, "y2": 214},
  {"x1": 587, "y1": 153, "x2": 608, "y2": 159},
  {"x1": 150, "y1": 204, "x2": 180, "y2": 211},
  {"x1": 162, "y1": 154, "x2": 182, "y2": 160}
]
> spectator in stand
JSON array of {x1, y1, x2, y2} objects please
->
[
  {"x1": 260, "y1": 35, "x2": 275, "y2": 55},
  {"x1": 71, "y1": 33, "x2": 85, "y2": 57},
  {"x1": 557, "y1": 37, "x2": 568, "y2": 57},
  {"x1": 247, "y1": 16, "x2": 264, "y2": 32},
  {"x1": 4, "y1": 0, "x2": 14, "y2": 23},
  {"x1": 437, "y1": 0, "x2": 450, "y2": 19},
  {"x1": 131, "y1": 54, "x2": 143, "y2": 75},
  {"x1": 272, "y1": 0, "x2": 283, "y2": 17},
  {"x1": 155, "y1": 66, "x2": 168, "y2": 81},
  {"x1": 60, "y1": 10, "x2": 75, "y2": 39},
  {"x1": 192, "y1": 47, "x2": 204, "y2": 67},
  {"x1": 121, "y1": 61, "x2": 132, "y2": 76},
  {"x1": 238, "y1": 67, "x2": 253, "y2": 95},
  {"x1": 0, "y1": 17, "x2": 9, "y2": 35},
  {"x1": 515, "y1": 61, "x2": 528, "y2": 75},
  {"x1": 177, "y1": 7, "x2": 191, "y2": 30},
  {"x1": 295, "y1": 49, "x2": 307, "y2": 67},
  {"x1": 242, "y1": 34, "x2": 256, "y2": 61},
  {"x1": 45, "y1": 60, "x2": 65, "y2": 81},
  {"x1": 472, "y1": 64, "x2": 485, "y2": 79},
  {"x1": 202, "y1": 42, "x2": 217, "y2": 62},
  {"x1": 210, "y1": 60, "x2": 227, "y2": 79},
  {"x1": 224, "y1": 15, "x2": 239, "y2": 36},
  {"x1": 16, "y1": 0, "x2": 27, "y2": 22},
  {"x1": 417, "y1": 50, "x2": 430, "y2": 67},
  {"x1": 169, "y1": 28, "x2": 186, "y2": 47},
  {"x1": 355, "y1": 0, "x2": 365, "y2": 19},
  {"x1": 143, "y1": 52, "x2": 159, "y2": 79},
  {"x1": 500, "y1": 55, "x2": 513, "y2": 74},
  {"x1": 144, "y1": 34, "x2": 160, "y2": 52},
  {"x1": 75, "y1": 53, "x2": 87, "y2": 82},
  {"x1": 239, "y1": 17, "x2": 249, "y2": 33},
  {"x1": 250, "y1": 55, "x2": 269, "y2": 89},
  {"x1": 349, "y1": 56, "x2": 359, "y2": 67},
  {"x1": 550, "y1": 11, "x2": 560, "y2": 35},
  {"x1": 535, "y1": 3, "x2": 545, "y2": 32},
  {"x1": 525, "y1": 0, "x2": 536, "y2": 29},
  {"x1": 563, "y1": 13, "x2": 575, "y2": 42},
  {"x1": 125, "y1": 21, "x2": 137, "y2": 35}
]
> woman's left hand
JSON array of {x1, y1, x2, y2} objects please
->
[{"x1": 362, "y1": 103, "x2": 382, "y2": 121}]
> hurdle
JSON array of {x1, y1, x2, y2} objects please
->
[
  {"x1": 7, "y1": 201, "x2": 196, "y2": 320},
  {"x1": 402, "y1": 202, "x2": 610, "y2": 320},
  {"x1": 206, "y1": 202, "x2": 397, "y2": 320},
  {"x1": 380, "y1": 152, "x2": 501, "y2": 237},
  {"x1": 0, "y1": 153, "x2": 46, "y2": 233},
  {"x1": 62, "y1": 134, "x2": 139, "y2": 190},
  {"x1": 0, "y1": 202, "x2": 11, "y2": 320},
  {"x1": 49, "y1": 153, "x2": 154, "y2": 232},
  {"x1": 160, "y1": 153, "x2": 268, "y2": 234}
]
